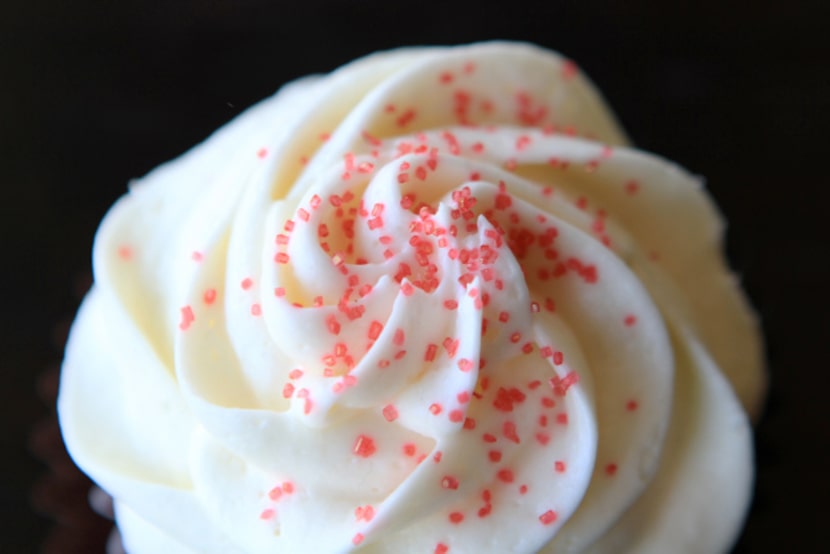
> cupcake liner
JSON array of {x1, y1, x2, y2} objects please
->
[
  {"x1": 30, "y1": 366, "x2": 114, "y2": 553},
  {"x1": 30, "y1": 275, "x2": 125, "y2": 554}
]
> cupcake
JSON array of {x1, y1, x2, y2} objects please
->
[{"x1": 58, "y1": 42, "x2": 765, "y2": 552}]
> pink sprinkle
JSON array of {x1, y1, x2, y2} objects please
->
[
  {"x1": 429, "y1": 403, "x2": 443, "y2": 415},
  {"x1": 352, "y1": 533, "x2": 364, "y2": 546},
  {"x1": 553, "y1": 351, "x2": 564, "y2": 365},
  {"x1": 403, "y1": 443, "x2": 417, "y2": 456},
  {"x1": 435, "y1": 543, "x2": 449, "y2": 554},
  {"x1": 257, "y1": 148, "x2": 268, "y2": 159},
  {"x1": 368, "y1": 320, "x2": 384, "y2": 340},
  {"x1": 448, "y1": 512, "x2": 464, "y2": 524},
  {"x1": 554, "y1": 461, "x2": 566, "y2": 473},
  {"x1": 396, "y1": 108, "x2": 416, "y2": 128},
  {"x1": 394, "y1": 328, "x2": 405, "y2": 346},
  {"x1": 503, "y1": 421, "x2": 520, "y2": 443},
  {"x1": 425, "y1": 344, "x2": 438, "y2": 362},
  {"x1": 355, "y1": 505, "x2": 375, "y2": 522},
  {"x1": 605, "y1": 463, "x2": 618, "y2": 476},
  {"x1": 368, "y1": 216, "x2": 383, "y2": 230},
  {"x1": 382, "y1": 404, "x2": 399, "y2": 422},
  {"x1": 326, "y1": 315, "x2": 341, "y2": 335},
  {"x1": 457, "y1": 358, "x2": 474, "y2": 372},
  {"x1": 353, "y1": 434, "x2": 377, "y2": 458},
  {"x1": 550, "y1": 371, "x2": 579, "y2": 396},
  {"x1": 268, "y1": 486, "x2": 283, "y2": 500},
  {"x1": 497, "y1": 469, "x2": 514, "y2": 483},
  {"x1": 117, "y1": 245, "x2": 133, "y2": 260},
  {"x1": 443, "y1": 337, "x2": 459, "y2": 358},
  {"x1": 179, "y1": 306, "x2": 194, "y2": 331},
  {"x1": 259, "y1": 508, "x2": 275, "y2": 520},
  {"x1": 250, "y1": 304, "x2": 262, "y2": 316},
  {"x1": 441, "y1": 475, "x2": 460, "y2": 490},
  {"x1": 449, "y1": 409, "x2": 464, "y2": 423},
  {"x1": 203, "y1": 288, "x2": 216, "y2": 305},
  {"x1": 626, "y1": 399, "x2": 639, "y2": 411},
  {"x1": 457, "y1": 391, "x2": 471, "y2": 404},
  {"x1": 282, "y1": 482, "x2": 295, "y2": 494},
  {"x1": 624, "y1": 314, "x2": 638, "y2": 326},
  {"x1": 539, "y1": 510, "x2": 558, "y2": 525},
  {"x1": 519, "y1": 485, "x2": 528, "y2": 495},
  {"x1": 289, "y1": 369, "x2": 303, "y2": 380},
  {"x1": 488, "y1": 450, "x2": 502, "y2": 463},
  {"x1": 191, "y1": 251, "x2": 203, "y2": 262},
  {"x1": 274, "y1": 287, "x2": 286, "y2": 297},
  {"x1": 625, "y1": 180, "x2": 640, "y2": 195}
]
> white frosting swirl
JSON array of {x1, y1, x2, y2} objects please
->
[{"x1": 58, "y1": 42, "x2": 764, "y2": 553}]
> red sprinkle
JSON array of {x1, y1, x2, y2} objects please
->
[
  {"x1": 539, "y1": 510, "x2": 558, "y2": 525},
  {"x1": 353, "y1": 434, "x2": 377, "y2": 458},
  {"x1": 354, "y1": 505, "x2": 375, "y2": 522},
  {"x1": 441, "y1": 475, "x2": 460, "y2": 490},
  {"x1": 179, "y1": 306, "x2": 195, "y2": 331},
  {"x1": 382, "y1": 404, "x2": 399, "y2": 422}
]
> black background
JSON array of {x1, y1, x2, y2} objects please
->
[{"x1": 3, "y1": 0, "x2": 828, "y2": 552}]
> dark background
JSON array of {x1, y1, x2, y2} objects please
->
[{"x1": 3, "y1": 0, "x2": 828, "y2": 552}]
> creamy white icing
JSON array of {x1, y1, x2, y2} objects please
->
[{"x1": 58, "y1": 42, "x2": 764, "y2": 553}]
